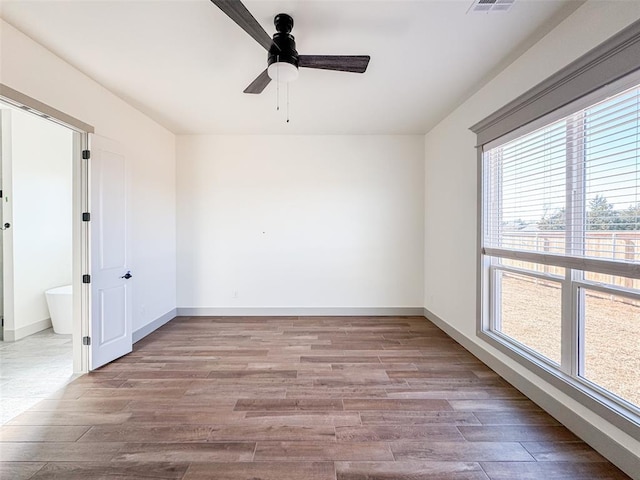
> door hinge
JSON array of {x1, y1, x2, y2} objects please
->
[
  {"x1": 82, "y1": 274, "x2": 91, "y2": 284},
  {"x1": 82, "y1": 336, "x2": 91, "y2": 346},
  {"x1": 82, "y1": 212, "x2": 91, "y2": 222},
  {"x1": 82, "y1": 149, "x2": 91, "y2": 160}
]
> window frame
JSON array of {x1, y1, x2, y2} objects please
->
[{"x1": 473, "y1": 19, "x2": 640, "y2": 438}]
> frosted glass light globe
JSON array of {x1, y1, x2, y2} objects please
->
[{"x1": 267, "y1": 62, "x2": 299, "y2": 83}]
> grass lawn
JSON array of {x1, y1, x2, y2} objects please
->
[{"x1": 500, "y1": 274, "x2": 639, "y2": 408}]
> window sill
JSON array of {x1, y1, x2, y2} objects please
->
[{"x1": 478, "y1": 328, "x2": 640, "y2": 439}]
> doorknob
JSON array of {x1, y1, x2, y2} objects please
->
[
  {"x1": 0, "y1": 223, "x2": 10, "y2": 230},
  {"x1": 121, "y1": 271, "x2": 132, "y2": 279}
]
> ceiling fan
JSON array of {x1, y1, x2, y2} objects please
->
[{"x1": 210, "y1": 0, "x2": 371, "y2": 94}]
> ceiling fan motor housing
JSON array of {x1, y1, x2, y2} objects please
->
[{"x1": 268, "y1": 13, "x2": 298, "y2": 69}]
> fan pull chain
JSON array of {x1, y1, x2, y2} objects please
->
[
  {"x1": 286, "y1": 82, "x2": 290, "y2": 123},
  {"x1": 276, "y1": 56, "x2": 280, "y2": 111}
]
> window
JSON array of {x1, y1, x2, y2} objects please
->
[{"x1": 482, "y1": 76, "x2": 640, "y2": 419}]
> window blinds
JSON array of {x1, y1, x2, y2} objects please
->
[{"x1": 484, "y1": 83, "x2": 640, "y2": 270}]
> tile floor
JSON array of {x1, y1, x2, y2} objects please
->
[{"x1": 0, "y1": 328, "x2": 76, "y2": 424}]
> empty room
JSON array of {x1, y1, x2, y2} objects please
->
[{"x1": 0, "y1": 1, "x2": 639, "y2": 479}]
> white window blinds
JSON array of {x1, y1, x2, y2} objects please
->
[{"x1": 484, "y1": 82, "x2": 640, "y2": 270}]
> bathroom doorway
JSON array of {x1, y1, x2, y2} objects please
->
[
  {"x1": 0, "y1": 84, "x2": 131, "y2": 422},
  {"x1": 0, "y1": 102, "x2": 80, "y2": 423}
]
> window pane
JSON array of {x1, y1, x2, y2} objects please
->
[
  {"x1": 497, "y1": 271, "x2": 562, "y2": 364},
  {"x1": 584, "y1": 89, "x2": 640, "y2": 238},
  {"x1": 484, "y1": 82, "x2": 640, "y2": 263},
  {"x1": 581, "y1": 288, "x2": 640, "y2": 408},
  {"x1": 572, "y1": 86, "x2": 640, "y2": 260},
  {"x1": 484, "y1": 123, "x2": 567, "y2": 254}
]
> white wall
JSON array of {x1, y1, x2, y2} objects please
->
[
  {"x1": 4, "y1": 108, "x2": 72, "y2": 339},
  {"x1": 423, "y1": 1, "x2": 640, "y2": 476},
  {"x1": 0, "y1": 19, "x2": 177, "y2": 334},
  {"x1": 177, "y1": 135, "x2": 424, "y2": 312}
]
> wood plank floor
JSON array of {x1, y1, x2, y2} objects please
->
[{"x1": 0, "y1": 316, "x2": 631, "y2": 479}]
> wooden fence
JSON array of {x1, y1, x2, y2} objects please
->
[{"x1": 500, "y1": 231, "x2": 640, "y2": 291}]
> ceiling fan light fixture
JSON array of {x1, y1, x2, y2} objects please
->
[{"x1": 267, "y1": 61, "x2": 299, "y2": 83}]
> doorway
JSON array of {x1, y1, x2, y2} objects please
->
[
  {"x1": 0, "y1": 84, "x2": 133, "y2": 423},
  {"x1": 0, "y1": 101, "x2": 87, "y2": 424}
]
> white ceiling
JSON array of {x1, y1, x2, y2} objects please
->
[{"x1": 0, "y1": 0, "x2": 582, "y2": 134}]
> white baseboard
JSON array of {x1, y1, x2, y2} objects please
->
[
  {"x1": 132, "y1": 308, "x2": 177, "y2": 343},
  {"x1": 176, "y1": 307, "x2": 424, "y2": 317},
  {"x1": 3, "y1": 318, "x2": 53, "y2": 342},
  {"x1": 423, "y1": 307, "x2": 640, "y2": 480}
]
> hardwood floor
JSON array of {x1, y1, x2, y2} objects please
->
[{"x1": 0, "y1": 316, "x2": 631, "y2": 479}]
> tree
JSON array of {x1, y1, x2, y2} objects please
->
[
  {"x1": 618, "y1": 203, "x2": 640, "y2": 230},
  {"x1": 537, "y1": 195, "x2": 640, "y2": 231},
  {"x1": 538, "y1": 208, "x2": 565, "y2": 230},
  {"x1": 587, "y1": 195, "x2": 618, "y2": 230}
]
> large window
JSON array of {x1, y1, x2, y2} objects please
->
[{"x1": 482, "y1": 77, "x2": 640, "y2": 418}]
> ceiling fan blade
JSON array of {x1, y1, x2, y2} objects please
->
[
  {"x1": 210, "y1": 0, "x2": 274, "y2": 51},
  {"x1": 298, "y1": 55, "x2": 370, "y2": 73},
  {"x1": 244, "y1": 69, "x2": 271, "y2": 94}
]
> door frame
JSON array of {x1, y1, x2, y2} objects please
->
[
  {"x1": 0, "y1": 109, "x2": 13, "y2": 342},
  {"x1": 76, "y1": 131, "x2": 90, "y2": 373},
  {"x1": 0, "y1": 84, "x2": 94, "y2": 374}
]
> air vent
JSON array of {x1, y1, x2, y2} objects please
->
[{"x1": 468, "y1": 0, "x2": 515, "y2": 14}]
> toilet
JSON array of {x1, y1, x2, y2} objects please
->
[{"x1": 45, "y1": 285, "x2": 73, "y2": 334}]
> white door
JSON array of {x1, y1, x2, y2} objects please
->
[{"x1": 89, "y1": 134, "x2": 131, "y2": 369}]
